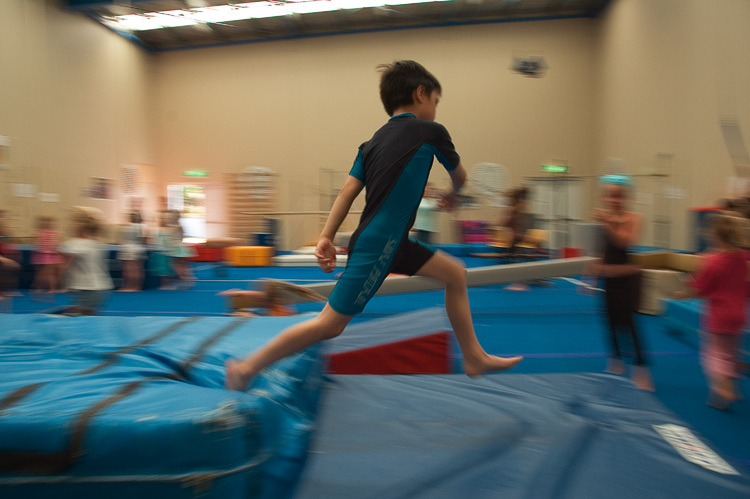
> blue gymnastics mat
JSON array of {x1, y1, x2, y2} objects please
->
[
  {"x1": 0, "y1": 314, "x2": 324, "y2": 499},
  {"x1": 294, "y1": 373, "x2": 750, "y2": 499}
]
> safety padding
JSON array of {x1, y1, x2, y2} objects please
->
[
  {"x1": 326, "y1": 331, "x2": 451, "y2": 374},
  {"x1": 0, "y1": 314, "x2": 324, "y2": 499},
  {"x1": 225, "y1": 246, "x2": 275, "y2": 267},
  {"x1": 323, "y1": 307, "x2": 455, "y2": 374}
]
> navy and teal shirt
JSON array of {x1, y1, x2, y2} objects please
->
[{"x1": 327, "y1": 113, "x2": 460, "y2": 315}]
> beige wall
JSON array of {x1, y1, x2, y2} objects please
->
[
  {"x1": 3, "y1": 0, "x2": 749, "y2": 251},
  {"x1": 595, "y1": 0, "x2": 750, "y2": 250},
  {"x1": 153, "y1": 19, "x2": 599, "y2": 248},
  {"x1": 0, "y1": 0, "x2": 156, "y2": 240}
]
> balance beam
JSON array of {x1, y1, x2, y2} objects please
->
[{"x1": 290, "y1": 256, "x2": 595, "y2": 302}]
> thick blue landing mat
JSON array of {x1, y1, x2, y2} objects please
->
[
  {"x1": 0, "y1": 314, "x2": 324, "y2": 499},
  {"x1": 294, "y1": 374, "x2": 750, "y2": 499}
]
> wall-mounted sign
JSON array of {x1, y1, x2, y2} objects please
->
[
  {"x1": 183, "y1": 171, "x2": 209, "y2": 178},
  {"x1": 541, "y1": 165, "x2": 570, "y2": 173}
]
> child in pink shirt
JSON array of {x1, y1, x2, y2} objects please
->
[
  {"x1": 677, "y1": 213, "x2": 748, "y2": 409},
  {"x1": 31, "y1": 216, "x2": 65, "y2": 293}
]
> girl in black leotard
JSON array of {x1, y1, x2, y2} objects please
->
[{"x1": 588, "y1": 175, "x2": 654, "y2": 391}]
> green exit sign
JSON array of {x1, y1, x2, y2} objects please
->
[
  {"x1": 183, "y1": 170, "x2": 209, "y2": 178},
  {"x1": 541, "y1": 165, "x2": 570, "y2": 173}
]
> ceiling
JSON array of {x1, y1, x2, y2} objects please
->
[{"x1": 68, "y1": 0, "x2": 612, "y2": 52}]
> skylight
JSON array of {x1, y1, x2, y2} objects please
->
[{"x1": 102, "y1": 0, "x2": 453, "y2": 32}]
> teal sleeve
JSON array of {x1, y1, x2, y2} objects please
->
[{"x1": 349, "y1": 149, "x2": 365, "y2": 182}]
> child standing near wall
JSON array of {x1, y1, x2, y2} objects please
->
[
  {"x1": 676, "y1": 213, "x2": 749, "y2": 409},
  {"x1": 165, "y1": 209, "x2": 196, "y2": 288},
  {"x1": 225, "y1": 60, "x2": 522, "y2": 391},
  {"x1": 31, "y1": 215, "x2": 65, "y2": 293},
  {"x1": 150, "y1": 210, "x2": 178, "y2": 290},
  {"x1": 117, "y1": 211, "x2": 146, "y2": 292},
  {"x1": 60, "y1": 207, "x2": 114, "y2": 315},
  {"x1": 0, "y1": 210, "x2": 21, "y2": 299}
]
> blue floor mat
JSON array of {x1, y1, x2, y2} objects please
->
[
  {"x1": 295, "y1": 374, "x2": 750, "y2": 499},
  {"x1": 3, "y1": 258, "x2": 749, "y2": 474}
]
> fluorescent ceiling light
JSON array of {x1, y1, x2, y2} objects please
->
[{"x1": 103, "y1": 0, "x2": 452, "y2": 31}]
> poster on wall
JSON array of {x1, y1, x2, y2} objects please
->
[
  {"x1": 82, "y1": 177, "x2": 113, "y2": 200},
  {"x1": 0, "y1": 135, "x2": 10, "y2": 170}
]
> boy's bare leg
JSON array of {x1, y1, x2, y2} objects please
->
[
  {"x1": 225, "y1": 303, "x2": 352, "y2": 391},
  {"x1": 416, "y1": 251, "x2": 523, "y2": 376}
]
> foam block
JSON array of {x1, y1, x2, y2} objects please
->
[
  {"x1": 225, "y1": 246, "x2": 274, "y2": 267},
  {"x1": 324, "y1": 308, "x2": 454, "y2": 375}
]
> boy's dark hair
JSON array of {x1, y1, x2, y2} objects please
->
[{"x1": 378, "y1": 60, "x2": 441, "y2": 116}]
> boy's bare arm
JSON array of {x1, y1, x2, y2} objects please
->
[
  {"x1": 316, "y1": 175, "x2": 364, "y2": 272},
  {"x1": 439, "y1": 163, "x2": 467, "y2": 210}
]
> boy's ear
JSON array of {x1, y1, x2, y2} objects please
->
[{"x1": 413, "y1": 85, "x2": 426, "y2": 103}]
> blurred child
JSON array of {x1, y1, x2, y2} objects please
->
[
  {"x1": 165, "y1": 209, "x2": 196, "y2": 287},
  {"x1": 586, "y1": 175, "x2": 654, "y2": 391},
  {"x1": 117, "y1": 211, "x2": 146, "y2": 292},
  {"x1": 31, "y1": 215, "x2": 65, "y2": 293},
  {"x1": 498, "y1": 186, "x2": 536, "y2": 290},
  {"x1": 60, "y1": 207, "x2": 113, "y2": 315},
  {"x1": 675, "y1": 213, "x2": 749, "y2": 409},
  {"x1": 0, "y1": 209, "x2": 21, "y2": 298},
  {"x1": 412, "y1": 183, "x2": 440, "y2": 244},
  {"x1": 150, "y1": 210, "x2": 178, "y2": 290},
  {"x1": 219, "y1": 280, "x2": 325, "y2": 317}
]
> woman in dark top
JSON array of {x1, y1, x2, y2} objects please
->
[
  {"x1": 588, "y1": 175, "x2": 654, "y2": 391},
  {"x1": 499, "y1": 187, "x2": 537, "y2": 290}
]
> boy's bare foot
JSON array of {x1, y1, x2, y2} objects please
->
[
  {"x1": 464, "y1": 354, "x2": 523, "y2": 377},
  {"x1": 225, "y1": 359, "x2": 253, "y2": 391},
  {"x1": 606, "y1": 358, "x2": 625, "y2": 375}
]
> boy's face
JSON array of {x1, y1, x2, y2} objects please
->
[{"x1": 415, "y1": 88, "x2": 441, "y2": 121}]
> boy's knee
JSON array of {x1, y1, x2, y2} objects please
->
[
  {"x1": 319, "y1": 322, "x2": 346, "y2": 341},
  {"x1": 315, "y1": 308, "x2": 351, "y2": 340},
  {"x1": 445, "y1": 259, "x2": 467, "y2": 285}
]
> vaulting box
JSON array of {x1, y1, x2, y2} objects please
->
[{"x1": 225, "y1": 246, "x2": 275, "y2": 267}]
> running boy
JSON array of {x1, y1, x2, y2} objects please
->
[{"x1": 226, "y1": 60, "x2": 522, "y2": 391}]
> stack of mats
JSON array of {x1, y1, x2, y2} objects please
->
[
  {"x1": 0, "y1": 314, "x2": 324, "y2": 499},
  {"x1": 661, "y1": 298, "x2": 749, "y2": 361},
  {"x1": 458, "y1": 220, "x2": 490, "y2": 244}
]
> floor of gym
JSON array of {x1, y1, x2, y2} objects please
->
[{"x1": 4, "y1": 255, "x2": 749, "y2": 473}]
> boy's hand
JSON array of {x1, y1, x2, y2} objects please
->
[
  {"x1": 316, "y1": 237, "x2": 337, "y2": 273},
  {"x1": 438, "y1": 189, "x2": 458, "y2": 211}
]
